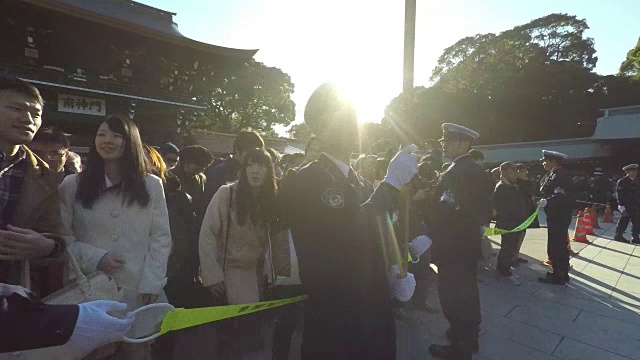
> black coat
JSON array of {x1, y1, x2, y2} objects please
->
[
  {"x1": 540, "y1": 167, "x2": 575, "y2": 219},
  {"x1": 0, "y1": 289, "x2": 78, "y2": 353},
  {"x1": 280, "y1": 154, "x2": 397, "y2": 360},
  {"x1": 616, "y1": 176, "x2": 640, "y2": 211},
  {"x1": 494, "y1": 180, "x2": 527, "y2": 230},
  {"x1": 431, "y1": 154, "x2": 494, "y2": 264}
]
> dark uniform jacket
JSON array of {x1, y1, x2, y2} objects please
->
[
  {"x1": 0, "y1": 284, "x2": 78, "y2": 352},
  {"x1": 280, "y1": 154, "x2": 397, "y2": 359},
  {"x1": 616, "y1": 176, "x2": 640, "y2": 211},
  {"x1": 494, "y1": 180, "x2": 527, "y2": 230},
  {"x1": 540, "y1": 167, "x2": 575, "y2": 219},
  {"x1": 431, "y1": 154, "x2": 494, "y2": 264}
]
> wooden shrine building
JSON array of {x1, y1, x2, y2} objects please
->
[{"x1": 1, "y1": 0, "x2": 257, "y2": 146}]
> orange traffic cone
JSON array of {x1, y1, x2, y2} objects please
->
[
  {"x1": 603, "y1": 203, "x2": 614, "y2": 223},
  {"x1": 590, "y1": 206, "x2": 601, "y2": 229},
  {"x1": 572, "y1": 211, "x2": 589, "y2": 243},
  {"x1": 582, "y1": 209, "x2": 595, "y2": 236}
]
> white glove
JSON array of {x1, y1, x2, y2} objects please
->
[
  {"x1": 66, "y1": 301, "x2": 134, "y2": 356},
  {"x1": 619, "y1": 206, "x2": 626, "y2": 213},
  {"x1": 409, "y1": 235, "x2": 432, "y2": 259},
  {"x1": 383, "y1": 145, "x2": 419, "y2": 190},
  {"x1": 537, "y1": 199, "x2": 547, "y2": 208},
  {"x1": 393, "y1": 273, "x2": 416, "y2": 302}
]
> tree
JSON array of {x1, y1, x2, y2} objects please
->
[
  {"x1": 192, "y1": 60, "x2": 296, "y2": 137},
  {"x1": 385, "y1": 13, "x2": 607, "y2": 145},
  {"x1": 287, "y1": 123, "x2": 313, "y2": 143},
  {"x1": 619, "y1": 36, "x2": 640, "y2": 80}
]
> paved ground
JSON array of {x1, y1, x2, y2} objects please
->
[
  {"x1": 396, "y1": 212, "x2": 640, "y2": 360},
  {"x1": 267, "y1": 212, "x2": 640, "y2": 360}
]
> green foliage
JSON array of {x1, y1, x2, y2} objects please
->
[
  {"x1": 287, "y1": 123, "x2": 313, "y2": 143},
  {"x1": 384, "y1": 13, "x2": 640, "y2": 145},
  {"x1": 620, "y1": 36, "x2": 640, "y2": 80},
  {"x1": 192, "y1": 60, "x2": 296, "y2": 137}
]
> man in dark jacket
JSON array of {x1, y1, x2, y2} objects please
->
[
  {"x1": 281, "y1": 83, "x2": 418, "y2": 360},
  {"x1": 614, "y1": 164, "x2": 640, "y2": 244},
  {"x1": 172, "y1": 145, "x2": 213, "y2": 223},
  {"x1": 494, "y1": 162, "x2": 527, "y2": 284},
  {"x1": 537, "y1": 150, "x2": 575, "y2": 285},
  {"x1": 429, "y1": 123, "x2": 494, "y2": 360}
]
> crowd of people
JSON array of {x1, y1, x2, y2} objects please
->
[{"x1": 0, "y1": 75, "x2": 637, "y2": 360}]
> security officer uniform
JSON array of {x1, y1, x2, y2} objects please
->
[
  {"x1": 429, "y1": 124, "x2": 494, "y2": 359},
  {"x1": 538, "y1": 150, "x2": 574, "y2": 284},
  {"x1": 280, "y1": 153, "x2": 399, "y2": 360},
  {"x1": 615, "y1": 164, "x2": 640, "y2": 244}
]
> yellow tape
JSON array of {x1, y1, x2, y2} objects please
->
[{"x1": 160, "y1": 295, "x2": 307, "y2": 334}]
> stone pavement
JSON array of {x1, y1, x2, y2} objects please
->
[
  {"x1": 396, "y1": 212, "x2": 640, "y2": 360},
  {"x1": 266, "y1": 212, "x2": 640, "y2": 360}
]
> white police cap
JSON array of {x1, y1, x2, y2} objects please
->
[
  {"x1": 439, "y1": 123, "x2": 480, "y2": 141},
  {"x1": 623, "y1": 164, "x2": 639, "y2": 171},
  {"x1": 541, "y1": 150, "x2": 568, "y2": 160}
]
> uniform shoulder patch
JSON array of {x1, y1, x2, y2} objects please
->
[{"x1": 321, "y1": 188, "x2": 345, "y2": 208}]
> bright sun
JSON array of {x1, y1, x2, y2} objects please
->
[{"x1": 332, "y1": 76, "x2": 399, "y2": 125}]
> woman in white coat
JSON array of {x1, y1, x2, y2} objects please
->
[{"x1": 59, "y1": 116, "x2": 171, "y2": 359}]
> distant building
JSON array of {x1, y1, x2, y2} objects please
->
[
  {"x1": 476, "y1": 105, "x2": 640, "y2": 174},
  {"x1": 2, "y1": 0, "x2": 256, "y2": 145}
]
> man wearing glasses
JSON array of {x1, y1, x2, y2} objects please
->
[{"x1": 29, "y1": 126, "x2": 75, "y2": 183}]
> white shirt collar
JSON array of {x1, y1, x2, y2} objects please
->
[
  {"x1": 321, "y1": 152, "x2": 350, "y2": 178},
  {"x1": 105, "y1": 174, "x2": 114, "y2": 188}
]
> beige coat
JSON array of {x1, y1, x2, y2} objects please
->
[
  {"x1": 59, "y1": 174, "x2": 171, "y2": 308},
  {"x1": 199, "y1": 183, "x2": 290, "y2": 289},
  {"x1": 2, "y1": 146, "x2": 66, "y2": 296}
]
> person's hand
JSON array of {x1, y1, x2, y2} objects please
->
[
  {"x1": 140, "y1": 294, "x2": 158, "y2": 305},
  {"x1": 66, "y1": 301, "x2": 133, "y2": 357},
  {"x1": 537, "y1": 199, "x2": 548, "y2": 208},
  {"x1": 408, "y1": 235, "x2": 432, "y2": 259},
  {"x1": 619, "y1": 205, "x2": 626, "y2": 213},
  {"x1": 207, "y1": 282, "x2": 225, "y2": 298},
  {"x1": 383, "y1": 145, "x2": 419, "y2": 190},
  {"x1": 392, "y1": 272, "x2": 416, "y2": 302},
  {"x1": 97, "y1": 253, "x2": 125, "y2": 273},
  {"x1": 0, "y1": 225, "x2": 55, "y2": 261}
]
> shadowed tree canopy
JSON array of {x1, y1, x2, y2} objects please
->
[
  {"x1": 192, "y1": 59, "x2": 296, "y2": 138},
  {"x1": 384, "y1": 14, "x2": 640, "y2": 146}
]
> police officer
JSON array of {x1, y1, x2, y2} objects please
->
[
  {"x1": 428, "y1": 123, "x2": 494, "y2": 360},
  {"x1": 537, "y1": 150, "x2": 574, "y2": 285},
  {"x1": 280, "y1": 83, "x2": 418, "y2": 360},
  {"x1": 614, "y1": 164, "x2": 640, "y2": 244}
]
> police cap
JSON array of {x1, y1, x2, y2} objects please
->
[
  {"x1": 541, "y1": 150, "x2": 568, "y2": 161},
  {"x1": 439, "y1": 123, "x2": 480, "y2": 142},
  {"x1": 623, "y1": 164, "x2": 639, "y2": 171}
]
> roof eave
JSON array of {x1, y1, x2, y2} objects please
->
[{"x1": 20, "y1": 0, "x2": 258, "y2": 60}]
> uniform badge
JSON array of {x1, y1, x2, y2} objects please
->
[{"x1": 321, "y1": 188, "x2": 345, "y2": 208}]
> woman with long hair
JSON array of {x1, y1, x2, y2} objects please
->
[
  {"x1": 59, "y1": 116, "x2": 171, "y2": 359},
  {"x1": 199, "y1": 148, "x2": 289, "y2": 360}
]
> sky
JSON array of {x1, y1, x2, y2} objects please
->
[{"x1": 139, "y1": 0, "x2": 640, "y2": 136}]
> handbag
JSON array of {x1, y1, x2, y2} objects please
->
[
  {"x1": 1, "y1": 250, "x2": 122, "y2": 360},
  {"x1": 42, "y1": 248, "x2": 122, "y2": 305}
]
